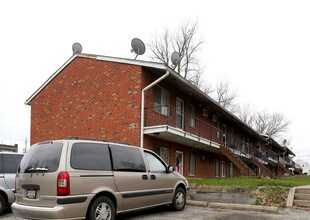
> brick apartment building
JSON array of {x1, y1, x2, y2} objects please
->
[
  {"x1": 25, "y1": 52, "x2": 301, "y2": 178},
  {"x1": 0, "y1": 143, "x2": 18, "y2": 152}
]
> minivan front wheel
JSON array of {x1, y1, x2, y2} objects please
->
[
  {"x1": 0, "y1": 195, "x2": 6, "y2": 216},
  {"x1": 88, "y1": 196, "x2": 115, "y2": 220},
  {"x1": 172, "y1": 187, "x2": 186, "y2": 211}
]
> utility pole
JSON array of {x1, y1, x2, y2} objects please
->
[{"x1": 24, "y1": 137, "x2": 28, "y2": 153}]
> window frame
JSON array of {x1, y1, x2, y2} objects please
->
[{"x1": 154, "y1": 85, "x2": 170, "y2": 116}]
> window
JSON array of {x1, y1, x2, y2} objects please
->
[
  {"x1": 212, "y1": 114, "x2": 218, "y2": 122},
  {"x1": 2, "y1": 154, "x2": 23, "y2": 173},
  {"x1": 229, "y1": 162, "x2": 234, "y2": 177},
  {"x1": 189, "y1": 105, "x2": 196, "y2": 127},
  {"x1": 144, "y1": 151, "x2": 166, "y2": 173},
  {"x1": 110, "y1": 145, "x2": 146, "y2": 172},
  {"x1": 154, "y1": 146, "x2": 169, "y2": 164},
  {"x1": 189, "y1": 153, "x2": 196, "y2": 176},
  {"x1": 222, "y1": 161, "x2": 226, "y2": 177},
  {"x1": 19, "y1": 142, "x2": 63, "y2": 173},
  {"x1": 202, "y1": 108, "x2": 209, "y2": 117},
  {"x1": 154, "y1": 86, "x2": 170, "y2": 116},
  {"x1": 215, "y1": 159, "x2": 219, "y2": 177},
  {"x1": 71, "y1": 143, "x2": 111, "y2": 171}
]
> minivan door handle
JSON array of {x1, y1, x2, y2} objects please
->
[
  {"x1": 142, "y1": 175, "x2": 148, "y2": 180},
  {"x1": 150, "y1": 175, "x2": 156, "y2": 180}
]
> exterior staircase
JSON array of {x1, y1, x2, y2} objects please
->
[
  {"x1": 287, "y1": 186, "x2": 310, "y2": 209},
  {"x1": 294, "y1": 187, "x2": 310, "y2": 208},
  {"x1": 277, "y1": 160, "x2": 292, "y2": 176},
  {"x1": 251, "y1": 156, "x2": 273, "y2": 178},
  {"x1": 220, "y1": 146, "x2": 256, "y2": 177}
]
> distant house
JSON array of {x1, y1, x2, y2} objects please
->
[
  {"x1": 25, "y1": 52, "x2": 301, "y2": 178},
  {"x1": 0, "y1": 143, "x2": 18, "y2": 152}
]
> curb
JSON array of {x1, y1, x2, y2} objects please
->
[{"x1": 187, "y1": 200, "x2": 278, "y2": 214}]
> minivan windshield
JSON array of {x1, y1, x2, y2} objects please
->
[{"x1": 19, "y1": 142, "x2": 63, "y2": 173}]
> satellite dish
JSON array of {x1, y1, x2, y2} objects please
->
[
  {"x1": 171, "y1": 51, "x2": 180, "y2": 68},
  {"x1": 131, "y1": 38, "x2": 146, "y2": 59},
  {"x1": 72, "y1": 42, "x2": 82, "y2": 54}
]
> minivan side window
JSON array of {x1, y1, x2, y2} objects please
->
[
  {"x1": 0, "y1": 154, "x2": 3, "y2": 173},
  {"x1": 3, "y1": 154, "x2": 24, "y2": 173},
  {"x1": 71, "y1": 143, "x2": 111, "y2": 171},
  {"x1": 144, "y1": 151, "x2": 167, "y2": 173},
  {"x1": 110, "y1": 145, "x2": 146, "y2": 172},
  {"x1": 19, "y1": 142, "x2": 63, "y2": 173}
]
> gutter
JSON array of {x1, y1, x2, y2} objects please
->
[{"x1": 140, "y1": 70, "x2": 170, "y2": 148}]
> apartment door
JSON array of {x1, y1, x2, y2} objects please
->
[
  {"x1": 176, "y1": 98, "x2": 184, "y2": 130},
  {"x1": 175, "y1": 151, "x2": 184, "y2": 175}
]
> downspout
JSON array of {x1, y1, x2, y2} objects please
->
[{"x1": 140, "y1": 70, "x2": 170, "y2": 148}]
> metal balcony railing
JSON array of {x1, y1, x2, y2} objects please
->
[
  {"x1": 253, "y1": 148, "x2": 268, "y2": 164},
  {"x1": 224, "y1": 134, "x2": 251, "y2": 158},
  {"x1": 144, "y1": 105, "x2": 278, "y2": 165},
  {"x1": 279, "y1": 157, "x2": 286, "y2": 166},
  {"x1": 267, "y1": 150, "x2": 278, "y2": 163},
  {"x1": 144, "y1": 105, "x2": 222, "y2": 144}
]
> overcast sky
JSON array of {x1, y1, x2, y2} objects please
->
[{"x1": 1, "y1": 1, "x2": 309, "y2": 165}]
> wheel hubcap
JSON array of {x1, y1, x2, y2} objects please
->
[
  {"x1": 176, "y1": 192, "x2": 184, "y2": 207},
  {"x1": 95, "y1": 202, "x2": 111, "y2": 220}
]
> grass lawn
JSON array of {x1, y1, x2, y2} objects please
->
[
  {"x1": 188, "y1": 175, "x2": 310, "y2": 207},
  {"x1": 188, "y1": 175, "x2": 310, "y2": 187}
]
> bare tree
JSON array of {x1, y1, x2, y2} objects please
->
[
  {"x1": 204, "y1": 79, "x2": 238, "y2": 113},
  {"x1": 236, "y1": 104, "x2": 291, "y2": 140},
  {"x1": 253, "y1": 111, "x2": 291, "y2": 138},
  {"x1": 148, "y1": 19, "x2": 204, "y2": 84},
  {"x1": 236, "y1": 103, "x2": 255, "y2": 127}
]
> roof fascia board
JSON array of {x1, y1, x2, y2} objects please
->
[{"x1": 95, "y1": 54, "x2": 166, "y2": 70}]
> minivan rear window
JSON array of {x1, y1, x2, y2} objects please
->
[{"x1": 19, "y1": 142, "x2": 63, "y2": 173}]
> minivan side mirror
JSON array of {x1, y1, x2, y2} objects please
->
[{"x1": 167, "y1": 165, "x2": 174, "y2": 173}]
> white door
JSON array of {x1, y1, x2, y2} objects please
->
[
  {"x1": 175, "y1": 151, "x2": 184, "y2": 175},
  {"x1": 176, "y1": 98, "x2": 184, "y2": 130}
]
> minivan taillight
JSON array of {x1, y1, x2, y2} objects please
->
[{"x1": 57, "y1": 171, "x2": 70, "y2": 196}]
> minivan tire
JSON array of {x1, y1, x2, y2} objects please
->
[
  {"x1": 88, "y1": 196, "x2": 115, "y2": 220},
  {"x1": 0, "y1": 195, "x2": 6, "y2": 216},
  {"x1": 171, "y1": 187, "x2": 186, "y2": 211}
]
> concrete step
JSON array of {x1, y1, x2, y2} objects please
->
[
  {"x1": 294, "y1": 200, "x2": 310, "y2": 208},
  {"x1": 295, "y1": 188, "x2": 310, "y2": 194},
  {"x1": 295, "y1": 193, "x2": 310, "y2": 201}
]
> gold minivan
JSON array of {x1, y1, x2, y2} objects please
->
[{"x1": 12, "y1": 138, "x2": 189, "y2": 220}]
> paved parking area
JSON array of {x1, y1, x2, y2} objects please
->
[{"x1": 3, "y1": 205, "x2": 310, "y2": 220}]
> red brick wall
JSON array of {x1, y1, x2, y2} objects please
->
[{"x1": 30, "y1": 57, "x2": 143, "y2": 145}]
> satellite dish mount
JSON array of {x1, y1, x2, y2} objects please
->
[{"x1": 131, "y1": 38, "x2": 146, "y2": 60}]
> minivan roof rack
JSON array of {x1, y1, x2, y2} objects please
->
[
  {"x1": 67, "y1": 136, "x2": 126, "y2": 145},
  {"x1": 68, "y1": 136, "x2": 108, "y2": 142}
]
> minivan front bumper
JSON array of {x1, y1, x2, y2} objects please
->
[{"x1": 11, "y1": 202, "x2": 86, "y2": 220}]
